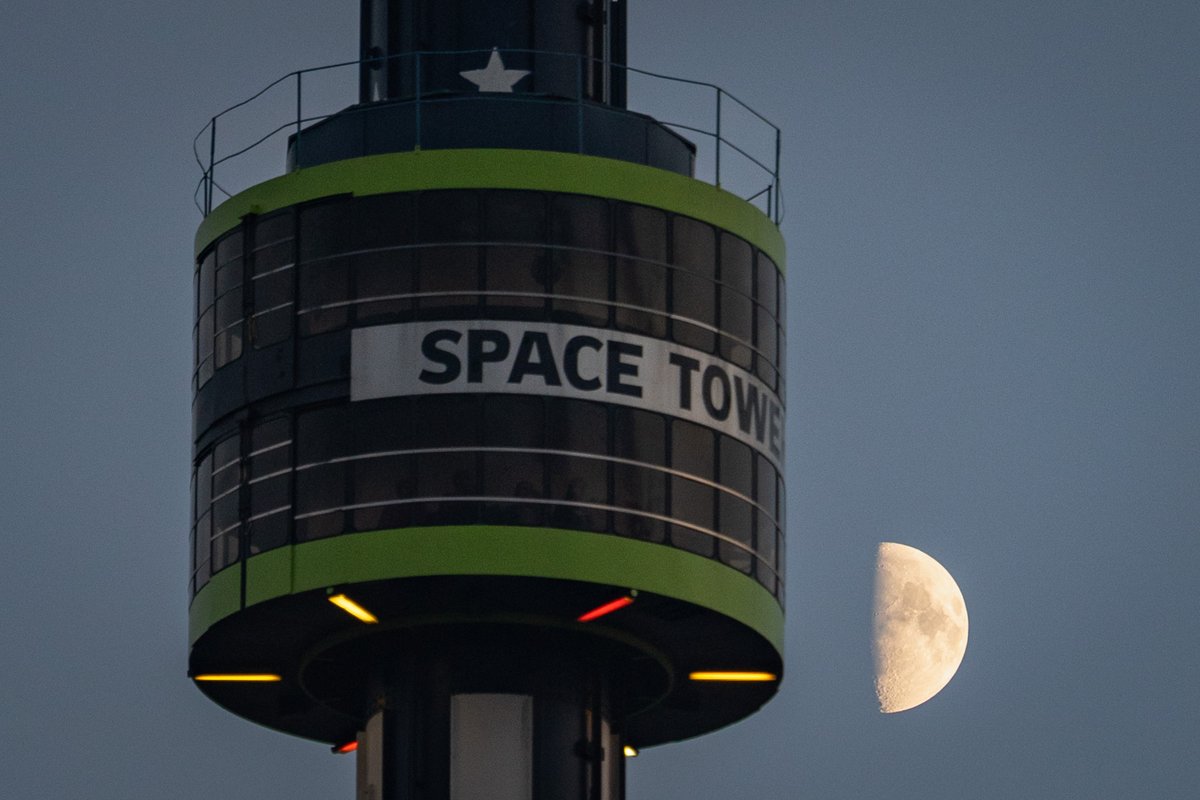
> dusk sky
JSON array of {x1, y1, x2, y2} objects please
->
[{"x1": 1, "y1": 1, "x2": 1197, "y2": 798}]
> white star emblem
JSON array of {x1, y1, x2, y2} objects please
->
[{"x1": 459, "y1": 48, "x2": 531, "y2": 93}]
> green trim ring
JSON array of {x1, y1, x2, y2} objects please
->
[
  {"x1": 189, "y1": 525, "x2": 784, "y2": 655},
  {"x1": 195, "y1": 149, "x2": 786, "y2": 269}
]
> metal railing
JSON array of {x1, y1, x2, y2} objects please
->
[{"x1": 193, "y1": 49, "x2": 783, "y2": 223}]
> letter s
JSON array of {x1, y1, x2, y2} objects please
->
[{"x1": 419, "y1": 329, "x2": 462, "y2": 384}]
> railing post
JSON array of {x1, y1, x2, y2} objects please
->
[
  {"x1": 773, "y1": 128, "x2": 781, "y2": 223},
  {"x1": 207, "y1": 116, "x2": 217, "y2": 214},
  {"x1": 295, "y1": 72, "x2": 303, "y2": 169},
  {"x1": 715, "y1": 88, "x2": 722, "y2": 187},
  {"x1": 414, "y1": 52, "x2": 422, "y2": 151}
]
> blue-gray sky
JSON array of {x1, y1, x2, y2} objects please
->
[{"x1": 1, "y1": 1, "x2": 1197, "y2": 797}]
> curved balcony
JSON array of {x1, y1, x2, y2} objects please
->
[{"x1": 193, "y1": 49, "x2": 783, "y2": 223}]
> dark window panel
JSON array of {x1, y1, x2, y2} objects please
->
[
  {"x1": 719, "y1": 285, "x2": 753, "y2": 344},
  {"x1": 253, "y1": 239, "x2": 295, "y2": 277},
  {"x1": 354, "y1": 454, "x2": 414, "y2": 504},
  {"x1": 419, "y1": 190, "x2": 479, "y2": 243},
  {"x1": 249, "y1": 513, "x2": 289, "y2": 553},
  {"x1": 549, "y1": 194, "x2": 609, "y2": 251},
  {"x1": 484, "y1": 246, "x2": 547, "y2": 312},
  {"x1": 485, "y1": 191, "x2": 546, "y2": 242},
  {"x1": 254, "y1": 268, "x2": 293, "y2": 310},
  {"x1": 548, "y1": 250, "x2": 609, "y2": 327},
  {"x1": 614, "y1": 204, "x2": 666, "y2": 262},
  {"x1": 214, "y1": 323, "x2": 243, "y2": 368},
  {"x1": 672, "y1": 269, "x2": 716, "y2": 327},
  {"x1": 353, "y1": 397, "x2": 413, "y2": 454},
  {"x1": 212, "y1": 526, "x2": 240, "y2": 573},
  {"x1": 411, "y1": 395, "x2": 480, "y2": 449},
  {"x1": 671, "y1": 216, "x2": 716, "y2": 278},
  {"x1": 212, "y1": 460, "x2": 240, "y2": 501},
  {"x1": 216, "y1": 260, "x2": 242, "y2": 297},
  {"x1": 673, "y1": 320, "x2": 716, "y2": 354},
  {"x1": 197, "y1": 355, "x2": 214, "y2": 386},
  {"x1": 611, "y1": 407, "x2": 665, "y2": 466},
  {"x1": 671, "y1": 419, "x2": 714, "y2": 481},
  {"x1": 251, "y1": 474, "x2": 290, "y2": 516},
  {"x1": 194, "y1": 511, "x2": 211, "y2": 583},
  {"x1": 483, "y1": 451, "x2": 545, "y2": 498},
  {"x1": 253, "y1": 308, "x2": 291, "y2": 349},
  {"x1": 190, "y1": 473, "x2": 198, "y2": 526},
  {"x1": 755, "y1": 310, "x2": 777, "y2": 379},
  {"x1": 298, "y1": 256, "x2": 350, "y2": 335},
  {"x1": 355, "y1": 250, "x2": 415, "y2": 324},
  {"x1": 217, "y1": 230, "x2": 244, "y2": 266},
  {"x1": 484, "y1": 395, "x2": 544, "y2": 448},
  {"x1": 719, "y1": 232, "x2": 752, "y2": 296},
  {"x1": 299, "y1": 202, "x2": 352, "y2": 261},
  {"x1": 670, "y1": 476, "x2": 714, "y2": 557},
  {"x1": 297, "y1": 406, "x2": 349, "y2": 465},
  {"x1": 416, "y1": 246, "x2": 480, "y2": 313},
  {"x1": 547, "y1": 398, "x2": 607, "y2": 456},
  {"x1": 613, "y1": 462, "x2": 665, "y2": 516},
  {"x1": 198, "y1": 251, "x2": 215, "y2": 312},
  {"x1": 353, "y1": 503, "x2": 417, "y2": 533},
  {"x1": 212, "y1": 493, "x2": 239, "y2": 544},
  {"x1": 720, "y1": 335, "x2": 753, "y2": 371},
  {"x1": 755, "y1": 253, "x2": 779, "y2": 319},
  {"x1": 197, "y1": 308, "x2": 214, "y2": 364},
  {"x1": 415, "y1": 451, "x2": 479, "y2": 497},
  {"x1": 296, "y1": 462, "x2": 348, "y2": 515},
  {"x1": 252, "y1": 416, "x2": 291, "y2": 450},
  {"x1": 718, "y1": 493, "x2": 753, "y2": 546},
  {"x1": 719, "y1": 436, "x2": 753, "y2": 497},
  {"x1": 196, "y1": 453, "x2": 213, "y2": 515},
  {"x1": 756, "y1": 510, "x2": 777, "y2": 571},
  {"x1": 253, "y1": 211, "x2": 293, "y2": 249},
  {"x1": 354, "y1": 193, "x2": 415, "y2": 250},
  {"x1": 755, "y1": 455, "x2": 777, "y2": 517},
  {"x1": 251, "y1": 445, "x2": 290, "y2": 479},
  {"x1": 754, "y1": 562, "x2": 776, "y2": 595},
  {"x1": 215, "y1": 286, "x2": 242, "y2": 330},
  {"x1": 297, "y1": 511, "x2": 344, "y2": 542},
  {"x1": 612, "y1": 511, "x2": 665, "y2": 543},
  {"x1": 615, "y1": 258, "x2": 667, "y2": 337},
  {"x1": 547, "y1": 454, "x2": 607, "y2": 532}
]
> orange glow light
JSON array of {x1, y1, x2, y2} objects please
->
[
  {"x1": 577, "y1": 595, "x2": 634, "y2": 622},
  {"x1": 688, "y1": 671, "x2": 777, "y2": 682},
  {"x1": 334, "y1": 740, "x2": 358, "y2": 754}
]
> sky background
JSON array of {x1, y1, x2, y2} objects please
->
[{"x1": 2, "y1": 1, "x2": 1197, "y2": 797}]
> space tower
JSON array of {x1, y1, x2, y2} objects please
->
[{"x1": 189, "y1": 2, "x2": 786, "y2": 798}]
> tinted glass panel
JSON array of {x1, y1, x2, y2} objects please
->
[
  {"x1": 614, "y1": 205, "x2": 666, "y2": 262},
  {"x1": 298, "y1": 406, "x2": 348, "y2": 464},
  {"x1": 217, "y1": 231, "x2": 243, "y2": 266},
  {"x1": 296, "y1": 462, "x2": 347, "y2": 515},
  {"x1": 611, "y1": 407, "x2": 665, "y2": 466},
  {"x1": 671, "y1": 419, "x2": 713, "y2": 481},
  {"x1": 548, "y1": 250, "x2": 608, "y2": 326},
  {"x1": 720, "y1": 233, "x2": 752, "y2": 295},
  {"x1": 755, "y1": 253, "x2": 778, "y2": 319},
  {"x1": 298, "y1": 256, "x2": 350, "y2": 335},
  {"x1": 354, "y1": 193, "x2": 414, "y2": 250},
  {"x1": 485, "y1": 191, "x2": 545, "y2": 242},
  {"x1": 253, "y1": 211, "x2": 293, "y2": 249},
  {"x1": 549, "y1": 194, "x2": 609, "y2": 250},
  {"x1": 672, "y1": 216, "x2": 716, "y2": 277},
  {"x1": 419, "y1": 191, "x2": 479, "y2": 242},
  {"x1": 355, "y1": 250, "x2": 415, "y2": 323},
  {"x1": 547, "y1": 399, "x2": 607, "y2": 455},
  {"x1": 615, "y1": 259, "x2": 667, "y2": 336},
  {"x1": 299, "y1": 202, "x2": 352, "y2": 261},
  {"x1": 484, "y1": 395, "x2": 544, "y2": 447},
  {"x1": 719, "y1": 436, "x2": 753, "y2": 497}
]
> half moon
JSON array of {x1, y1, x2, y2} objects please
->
[{"x1": 873, "y1": 542, "x2": 968, "y2": 713}]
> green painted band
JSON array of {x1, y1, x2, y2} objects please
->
[
  {"x1": 194, "y1": 149, "x2": 786, "y2": 269},
  {"x1": 189, "y1": 526, "x2": 784, "y2": 655}
]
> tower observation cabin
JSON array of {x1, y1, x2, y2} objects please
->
[{"x1": 189, "y1": 2, "x2": 786, "y2": 798}]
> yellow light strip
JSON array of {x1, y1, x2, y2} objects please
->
[
  {"x1": 328, "y1": 593, "x2": 379, "y2": 623},
  {"x1": 623, "y1": 745, "x2": 639, "y2": 758},
  {"x1": 688, "y1": 671, "x2": 777, "y2": 682},
  {"x1": 193, "y1": 674, "x2": 282, "y2": 682}
]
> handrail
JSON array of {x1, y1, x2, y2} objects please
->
[{"x1": 194, "y1": 48, "x2": 782, "y2": 223}]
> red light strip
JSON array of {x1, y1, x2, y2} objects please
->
[
  {"x1": 577, "y1": 595, "x2": 634, "y2": 623},
  {"x1": 335, "y1": 740, "x2": 358, "y2": 754}
]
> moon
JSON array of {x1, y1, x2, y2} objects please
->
[{"x1": 873, "y1": 542, "x2": 969, "y2": 713}]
